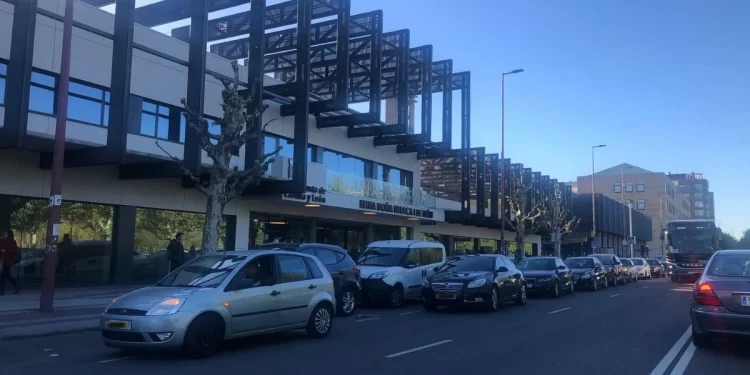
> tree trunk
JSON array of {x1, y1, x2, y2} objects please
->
[
  {"x1": 201, "y1": 183, "x2": 226, "y2": 254},
  {"x1": 515, "y1": 230, "x2": 525, "y2": 263},
  {"x1": 554, "y1": 229, "x2": 562, "y2": 258}
]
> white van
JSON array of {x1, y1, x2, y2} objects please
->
[{"x1": 357, "y1": 240, "x2": 446, "y2": 308}]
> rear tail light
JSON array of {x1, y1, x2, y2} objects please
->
[
  {"x1": 353, "y1": 265, "x2": 361, "y2": 273},
  {"x1": 694, "y1": 282, "x2": 723, "y2": 307}
]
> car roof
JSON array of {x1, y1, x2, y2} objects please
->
[
  {"x1": 714, "y1": 249, "x2": 750, "y2": 254},
  {"x1": 254, "y1": 243, "x2": 345, "y2": 251},
  {"x1": 225, "y1": 249, "x2": 316, "y2": 258},
  {"x1": 367, "y1": 240, "x2": 444, "y2": 248}
]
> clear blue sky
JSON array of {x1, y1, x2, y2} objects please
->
[{"x1": 115, "y1": 0, "x2": 750, "y2": 237}]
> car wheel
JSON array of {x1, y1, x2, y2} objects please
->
[
  {"x1": 423, "y1": 303, "x2": 438, "y2": 312},
  {"x1": 306, "y1": 302, "x2": 334, "y2": 338},
  {"x1": 182, "y1": 314, "x2": 224, "y2": 359},
  {"x1": 550, "y1": 282, "x2": 560, "y2": 298},
  {"x1": 569, "y1": 281, "x2": 575, "y2": 294},
  {"x1": 337, "y1": 287, "x2": 357, "y2": 317},
  {"x1": 388, "y1": 285, "x2": 404, "y2": 309},
  {"x1": 603, "y1": 277, "x2": 609, "y2": 289},
  {"x1": 515, "y1": 284, "x2": 527, "y2": 306},
  {"x1": 486, "y1": 287, "x2": 500, "y2": 312},
  {"x1": 692, "y1": 328, "x2": 712, "y2": 348},
  {"x1": 592, "y1": 279, "x2": 598, "y2": 291}
]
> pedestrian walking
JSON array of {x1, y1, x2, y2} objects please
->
[
  {"x1": 167, "y1": 232, "x2": 185, "y2": 273},
  {"x1": 0, "y1": 229, "x2": 21, "y2": 295}
]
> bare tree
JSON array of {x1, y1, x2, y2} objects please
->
[
  {"x1": 542, "y1": 184, "x2": 580, "y2": 258},
  {"x1": 505, "y1": 170, "x2": 545, "y2": 262},
  {"x1": 158, "y1": 61, "x2": 280, "y2": 253}
]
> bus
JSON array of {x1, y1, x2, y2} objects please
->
[{"x1": 663, "y1": 219, "x2": 721, "y2": 283}]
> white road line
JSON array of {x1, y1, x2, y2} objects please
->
[
  {"x1": 385, "y1": 340, "x2": 453, "y2": 358},
  {"x1": 355, "y1": 317, "x2": 381, "y2": 322},
  {"x1": 548, "y1": 307, "x2": 571, "y2": 315},
  {"x1": 400, "y1": 311, "x2": 420, "y2": 315},
  {"x1": 610, "y1": 293, "x2": 622, "y2": 298},
  {"x1": 642, "y1": 286, "x2": 650, "y2": 289},
  {"x1": 98, "y1": 357, "x2": 132, "y2": 364},
  {"x1": 669, "y1": 343, "x2": 696, "y2": 375},
  {"x1": 649, "y1": 326, "x2": 692, "y2": 375}
]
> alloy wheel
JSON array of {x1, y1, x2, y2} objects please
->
[
  {"x1": 314, "y1": 307, "x2": 332, "y2": 334},
  {"x1": 341, "y1": 291, "x2": 356, "y2": 315}
]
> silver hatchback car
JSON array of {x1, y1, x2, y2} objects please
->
[{"x1": 100, "y1": 250, "x2": 336, "y2": 358}]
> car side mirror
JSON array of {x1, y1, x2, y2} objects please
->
[
  {"x1": 406, "y1": 262, "x2": 417, "y2": 269},
  {"x1": 433, "y1": 266, "x2": 441, "y2": 272},
  {"x1": 557, "y1": 265, "x2": 566, "y2": 270},
  {"x1": 496, "y1": 266, "x2": 509, "y2": 273},
  {"x1": 594, "y1": 267, "x2": 602, "y2": 272}
]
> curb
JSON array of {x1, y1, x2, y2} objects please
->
[
  {"x1": 0, "y1": 325, "x2": 100, "y2": 341},
  {"x1": 0, "y1": 303, "x2": 109, "y2": 315}
]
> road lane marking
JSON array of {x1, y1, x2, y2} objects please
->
[
  {"x1": 98, "y1": 357, "x2": 131, "y2": 364},
  {"x1": 610, "y1": 293, "x2": 622, "y2": 298},
  {"x1": 355, "y1": 317, "x2": 380, "y2": 322},
  {"x1": 642, "y1": 286, "x2": 650, "y2": 289},
  {"x1": 385, "y1": 340, "x2": 453, "y2": 358},
  {"x1": 649, "y1": 326, "x2": 691, "y2": 375},
  {"x1": 548, "y1": 307, "x2": 571, "y2": 315},
  {"x1": 400, "y1": 311, "x2": 420, "y2": 315},
  {"x1": 669, "y1": 343, "x2": 696, "y2": 375}
]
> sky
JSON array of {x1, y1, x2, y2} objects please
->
[{"x1": 107, "y1": 0, "x2": 750, "y2": 238}]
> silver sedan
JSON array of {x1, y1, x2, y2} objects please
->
[{"x1": 100, "y1": 250, "x2": 336, "y2": 358}]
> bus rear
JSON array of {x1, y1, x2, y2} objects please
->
[{"x1": 664, "y1": 220, "x2": 720, "y2": 283}]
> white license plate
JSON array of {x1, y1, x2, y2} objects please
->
[
  {"x1": 436, "y1": 293, "x2": 456, "y2": 300},
  {"x1": 105, "y1": 320, "x2": 132, "y2": 330},
  {"x1": 741, "y1": 295, "x2": 750, "y2": 307}
]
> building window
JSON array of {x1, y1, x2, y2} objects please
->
[
  {"x1": 141, "y1": 101, "x2": 171, "y2": 139},
  {"x1": 68, "y1": 81, "x2": 109, "y2": 126},
  {"x1": 29, "y1": 71, "x2": 56, "y2": 114},
  {"x1": 625, "y1": 182, "x2": 634, "y2": 193},
  {"x1": 695, "y1": 209, "x2": 704, "y2": 217},
  {"x1": 637, "y1": 200, "x2": 646, "y2": 210},
  {"x1": 694, "y1": 201, "x2": 704, "y2": 208},
  {"x1": 613, "y1": 183, "x2": 621, "y2": 193},
  {"x1": 636, "y1": 181, "x2": 645, "y2": 192},
  {"x1": 0, "y1": 60, "x2": 6, "y2": 105},
  {"x1": 694, "y1": 192, "x2": 703, "y2": 200},
  {"x1": 693, "y1": 184, "x2": 704, "y2": 191}
]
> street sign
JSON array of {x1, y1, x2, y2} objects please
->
[
  {"x1": 591, "y1": 241, "x2": 600, "y2": 249},
  {"x1": 627, "y1": 236, "x2": 636, "y2": 244}
]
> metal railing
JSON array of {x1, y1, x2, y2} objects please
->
[{"x1": 325, "y1": 169, "x2": 436, "y2": 208}]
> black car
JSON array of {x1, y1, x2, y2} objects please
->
[
  {"x1": 256, "y1": 243, "x2": 361, "y2": 316},
  {"x1": 422, "y1": 254, "x2": 526, "y2": 312},
  {"x1": 647, "y1": 258, "x2": 666, "y2": 278},
  {"x1": 590, "y1": 254, "x2": 625, "y2": 286},
  {"x1": 564, "y1": 257, "x2": 608, "y2": 291},
  {"x1": 516, "y1": 257, "x2": 574, "y2": 298}
]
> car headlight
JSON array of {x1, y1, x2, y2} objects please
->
[
  {"x1": 369, "y1": 271, "x2": 389, "y2": 279},
  {"x1": 146, "y1": 298, "x2": 186, "y2": 316},
  {"x1": 582, "y1": 273, "x2": 591, "y2": 279},
  {"x1": 467, "y1": 279, "x2": 487, "y2": 288}
]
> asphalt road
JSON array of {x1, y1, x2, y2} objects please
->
[{"x1": 1, "y1": 278, "x2": 748, "y2": 375}]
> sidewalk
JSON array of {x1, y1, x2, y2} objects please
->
[{"x1": 0, "y1": 285, "x2": 141, "y2": 341}]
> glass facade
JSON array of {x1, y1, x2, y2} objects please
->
[{"x1": 0, "y1": 60, "x2": 7, "y2": 105}]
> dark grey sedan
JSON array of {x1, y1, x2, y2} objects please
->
[{"x1": 691, "y1": 249, "x2": 750, "y2": 348}]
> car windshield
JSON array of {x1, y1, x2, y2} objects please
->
[
  {"x1": 592, "y1": 255, "x2": 614, "y2": 265},
  {"x1": 631, "y1": 259, "x2": 645, "y2": 265},
  {"x1": 647, "y1": 259, "x2": 660, "y2": 266},
  {"x1": 438, "y1": 256, "x2": 495, "y2": 272},
  {"x1": 156, "y1": 255, "x2": 246, "y2": 288},
  {"x1": 358, "y1": 247, "x2": 408, "y2": 267},
  {"x1": 565, "y1": 258, "x2": 594, "y2": 268},
  {"x1": 708, "y1": 254, "x2": 750, "y2": 277},
  {"x1": 666, "y1": 222, "x2": 716, "y2": 253},
  {"x1": 517, "y1": 258, "x2": 555, "y2": 271}
]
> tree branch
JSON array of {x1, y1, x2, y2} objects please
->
[{"x1": 154, "y1": 141, "x2": 210, "y2": 196}]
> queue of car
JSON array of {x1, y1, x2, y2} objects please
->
[{"x1": 97, "y1": 240, "x2": 668, "y2": 358}]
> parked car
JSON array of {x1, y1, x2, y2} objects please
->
[
  {"x1": 358, "y1": 240, "x2": 446, "y2": 308},
  {"x1": 691, "y1": 249, "x2": 750, "y2": 348},
  {"x1": 255, "y1": 243, "x2": 361, "y2": 317},
  {"x1": 619, "y1": 258, "x2": 638, "y2": 283},
  {"x1": 516, "y1": 256, "x2": 574, "y2": 297},
  {"x1": 100, "y1": 251, "x2": 336, "y2": 358},
  {"x1": 564, "y1": 257, "x2": 608, "y2": 291},
  {"x1": 647, "y1": 258, "x2": 666, "y2": 278},
  {"x1": 422, "y1": 254, "x2": 526, "y2": 312},
  {"x1": 630, "y1": 258, "x2": 652, "y2": 279},
  {"x1": 589, "y1": 254, "x2": 625, "y2": 286}
]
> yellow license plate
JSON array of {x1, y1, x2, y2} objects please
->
[
  {"x1": 105, "y1": 320, "x2": 132, "y2": 330},
  {"x1": 436, "y1": 293, "x2": 456, "y2": 300}
]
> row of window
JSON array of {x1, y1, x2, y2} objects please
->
[
  {"x1": 613, "y1": 181, "x2": 645, "y2": 193},
  {"x1": 1, "y1": 63, "x2": 412, "y2": 188}
]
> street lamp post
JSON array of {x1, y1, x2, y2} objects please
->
[
  {"x1": 590, "y1": 144, "x2": 606, "y2": 253},
  {"x1": 627, "y1": 200, "x2": 634, "y2": 258},
  {"x1": 620, "y1": 166, "x2": 632, "y2": 255},
  {"x1": 500, "y1": 68, "x2": 523, "y2": 255}
]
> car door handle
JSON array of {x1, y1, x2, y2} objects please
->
[
  {"x1": 270, "y1": 290, "x2": 281, "y2": 296},
  {"x1": 308, "y1": 284, "x2": 317, "y2": 290}
]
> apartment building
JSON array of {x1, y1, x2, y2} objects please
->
[
  {"x1": 668, "y1": 172, "x2": 715, "y2": 220},
  {"x1": 577, "y1": 163, "x2": 691, "y2": 256}
]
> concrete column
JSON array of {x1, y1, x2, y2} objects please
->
[
  {"x1": 365, "y1": 224, "x2": 374, "y2": 244},
  {"x1": 411, "y1": 226, "x2": 422, "y2": 241},
  {"x1": 224, "y1": 216, "x2": 237, "y2": 250},
  {"x1": 0, "y1": 195, "x2": 13, "y2": 234},
  {"x1": 441, "y1": 235, "x2": 455, "y2": 256},
  {"x1": 307, "y1": 218, "x2": 317, "y2": 243},
  {"x1": 111, "y1": 205, "x2": 136, "y2": 285},
  {"x1": 234, "y1": 213, "x2": 250, "y2": 250}
]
